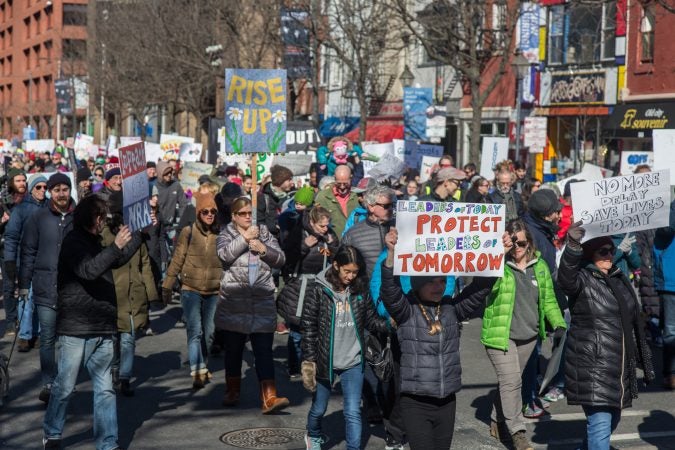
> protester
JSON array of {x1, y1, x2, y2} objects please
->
[
  {"x1": 215, "y1": 182, "x2": 243, "y2": 230},
  {"x1": 278, "y1": 185, "x2": 315, "y2": 244},
  {"x1": 241, "y1": 174, "x2": 253, "y2": 197},
  {"x1": 43, "y1": 195, "x2": 142, "y2": 450},
  {"x1": 76, "y1": 167, "x2": 93, "y2": 199},
  {"x1": 402, "y1": 179, "x2": 419, "y2": 201},
  {"x1": 419, "y1": 166, "x2": 465, "y2": 202},
  {"x1": 513, "y1": 162, "x2": 527, "y2": 193},
  {"x1": 462, "y1": 163, "x2": 477, "y2": 190},
  {"x1": 481, "y1": 220, "x2": 566, "y2": 449},
  {"x1": 215, "y1": 197, "x2": 288, "y2": 412},
  {"x1": 558, "y1": 222, "x2": 654, "y2": 450},
  {"x1": 464, "y1": 177, "x2": 490, "y2": 204},
  {"x1": 489, "y1": 170, "x2": 524, "y2": 223},
  {"x1": 155, "y1": 160, "x2": 188, "y2": 269},
  {"x1": 557, "y1": 179, "x2": 582, "y2": 240},
  {"x1": 379, "y1": 228, "x2": 503, "y2": 450},
  {"x1": 97, "y1": 164, "x2": 122, "y2": 202},
  {"x1": 160, "y1": 191, "x2": 221, "y2": 389},
  {"x1": 301, "y1": 245, "x2": 387, "y2": 450},
  {"x1": 1, "y1": 167, "x2": 27, "y2": 336},
  {"x1": 257, "y1": 164, "x2": 294, "y2": 237},
  {"x1": 279, "y1": 206, "x2": 339, "y2": 379},
  {"x1": 519, "y1": 177, "x2": 542, "y2": 212},
  {"x1": 314, "y1": 165, "x2": 359, "y2": 238}
]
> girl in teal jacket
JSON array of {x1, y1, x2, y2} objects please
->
[{"x1": 481, "y1": 219, "x2": 566, "y2": 450}]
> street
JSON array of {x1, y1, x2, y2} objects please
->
[{"x1": 1, "y1": 303, "x2": 674, "y2": 450}]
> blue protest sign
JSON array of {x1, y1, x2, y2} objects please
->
[
  {"x1": 224, "y1": 69, "x2": 288, "y2": 153},
  {"x1": 119, "y1": 142, "x2": 152, "y2": 232},
  {"x1": 403, "y1": 87, "x2": 432, "y2": 140}
]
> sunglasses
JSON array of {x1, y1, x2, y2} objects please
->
[
  {"x1": 235, "y1": 211, "x2": 253, "y2": 217},
  {"x1": 440, "y1": 163, "x2": 452, "y2": 168},
  {"x1": 595, "y1": 246, "x2": 615, "y2": 257},
  {"x1": 513, "y1": 240, "x2": 528, "y2": 248},
  {"x1": 375, "y1": 202, "x2": 393, "y2": 210},
  {"x1": 200, "y1": 208, "x2": 217, "y2": 216},
  {"x1": 34, "y1": 185, "x2": 47, "y2": 191}
]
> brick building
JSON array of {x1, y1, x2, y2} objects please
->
[{"x1": 0, "y1": 0, "x2": 88, "y2": 141}]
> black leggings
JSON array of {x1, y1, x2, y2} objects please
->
[
  {"x1": 223, "y1": 331, "x2": 275, "y2": 380},
  {"x1": 400, "y1": 393, "x2": 456, "y2": 450}
]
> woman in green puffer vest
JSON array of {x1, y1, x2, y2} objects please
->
[{"x1": 481, "y1": 219, "x2": 566, "y2": 450}]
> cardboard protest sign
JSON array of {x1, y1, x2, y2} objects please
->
[
  {"x1": 73, "y1": 134, "x2": 95, "y2": 160},
  {"x1": 362, "y1": 142, "x2": 394, "y2": 161},
  {"x1": 245, "y1": 152, "x2": 274, "y2": 182},
  {"x1": 180, "y1": 143, "x2": 202, "y2": 162},
  {"x1": 273, "y1": 153, "x2": 314, "y2": 176},
  {"x1": 362, "y1": 160, "x2": 376, "y2": 178},
  {"x1": 181, "y1": 162, "x2": 214, "y2": 193},
  {"x1": 118, "y1": 142, "x2": 152, "y2": 232},
  {"x1": 426, "y1": 105, "x2": 447, "y2": 138},
  {"x1": 160, "y1": 134, "x2": 194, "y2": 160},
  {"x1": 571, "y1": 170, "x2": 670, "y2": 242},
  {"x1": 367, "y1": 152, "x2": 406, "y2": 181},
  {"x1": 224, "y1": 68, "x2": 287, "y2": 153},
  {"x1": 653, "y1": 130, "x2": 675, "y2": 185},
  {"x1": 394, "y1": 201, "x2": 506, "y2": 276},
  {"x1": 24, "y1": 139, "x2": 55, "y2": 153},
  {"x1": 620, "y1": 151, "x2": 653, "y2": 175},
  {"x1": 120, "y1": 136, "x2": 141, "y2": 147},
  {"x1": 420, "y1": 156, "x2": 441, "y2": 183},
  {"x1": 479, "y1": 137, "x2": 509, "y2": 178},
  {"x1": 393, "y1": 139, "x2": 405, "y2": 160},
  {"x1": 145, "y1": 142, "x2": 163, "y2": 163}
]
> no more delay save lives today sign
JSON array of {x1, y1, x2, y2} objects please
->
[{"x1": 394, "y1": 201, "x2": 506, "y2": 277}]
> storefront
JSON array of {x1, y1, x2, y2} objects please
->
[{"x1": 605, "y1": 101, "x2": 675, "y2": 152}]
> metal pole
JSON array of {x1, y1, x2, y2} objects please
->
[
  {"x1": 514, "y1": 74, "x2": 522, "y2": 158},
  {"x1": 100, "y1": 44, "x2": 106, "y2": 144},
  {"x1": 574, "y1": 116, "x2": 580, "y2": 173},
  {"x1": 28, "y1": 70, "x2": 33, "y2": 130}
]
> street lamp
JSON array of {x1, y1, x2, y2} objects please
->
[
  {"x1": 511, "y1": 52, "x2": 530, "y2": 158},
  {"x1": 399, "y1": 64, "x2": 415, "y2": 88}
]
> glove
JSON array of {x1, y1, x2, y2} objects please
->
[
  {"x1": 618, "y1": 233, "x2": 636, "y2": 254},
  {"x1": 3, "y1": 260, "x2": 16, "y2": 283},
  {"x1": 553, "y1": 327, "x2": 566, "y2": 347},
  {"x1": 566, "y1": 221, "x2": 585, "y2": 247},
  {"x1": 161, "y1": 288, "x2": 173, "y2": 306},
  {"x1": 301, "y1": 360, "x2": 317, "y2": 393}
]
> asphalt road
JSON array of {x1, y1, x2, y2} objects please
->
[{"x1": 1, "y1": 302, "x2": 674, "y2": 450}]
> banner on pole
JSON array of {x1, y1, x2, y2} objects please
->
[
  {"x1": 571, "y1": 170, "x2": 670, "y2": 242},
  {"x1": 479, "y1": 137, "x2": 509, "y2": 178},
  {"x1": 224, "y1": 68, "x2": 287, "y2": 153},
  {"x1": 394, "y1": 201, "x2": 506, "y2": 276},
  {"x1": 403, "y1": 88, "x2": 432, "y2": 140},
  {"x1": 119, "y1": 142, "x2": 152, "y2": 232}
]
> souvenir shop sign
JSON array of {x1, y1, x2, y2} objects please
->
[
  {"x1": 224, "y1": 68, "x2": 288, "y2": 153},
  {"x1": 394, "y1": 201, "x2": 506, "y2": 277},
  {"x1": 571, "y1": 170, "x2": 670, "y2": 241},
  {"x1": 119, "y1": 142, "x2": 152, "y2": 232},
  {"x1": 607, "y1": 103, "x2": 675, "y2": 130}
]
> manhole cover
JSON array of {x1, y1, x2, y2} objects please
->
[{"x1": 220, "y1": 427, "x2": 307, "y2": 449}]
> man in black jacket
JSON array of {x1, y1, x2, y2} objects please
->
[
  {"x1": 42, "y1": 195, "x2": 141, "y2": 450},
  {"x1": 257, "y1": 164, "x2": 293, "y2": 238}
]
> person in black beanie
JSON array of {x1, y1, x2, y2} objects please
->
[{"x1": 76, "y1": 167, "x2": 93, "y2": 200}]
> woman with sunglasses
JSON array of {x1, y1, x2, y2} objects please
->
[
  {"x1": 559, "y1": 222, "x2": 654, "y2": 450},
  {"x1": 464, "y1": 177, "x2": 491, "y2": 204},
  {"x1": 481, "y1": 219, "x2": 566, "y2": 450},
  {"x1": 162, "y1": 191, "x2": 222, "y2": 389},
  {"x1": 216, "y1": 197, "x2": 289, "y2": 413}
]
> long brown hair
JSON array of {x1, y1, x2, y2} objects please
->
[{"x1": 506, "y1": 219, "x2": 536, "y2": 262}]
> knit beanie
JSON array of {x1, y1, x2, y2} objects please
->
[
  {"x1": 294, "y1": 185, "x2": 315, "y2": 207},
  {"x1": 270, "y1": 165, "x2": 293, "y2": 187},
  {"x1": 7, "y1": 168, "x2": 25, "y2": 182},
  {"x1": 77, "y1": 167, "x2": 92, "y2": 183},
  {"x1": 528, "y1": 189, "x2": 562, "y2": 218},
  {"x1": 220, "y1": 182, "x2": 242, "y2": 200},
  {"x1": 156, "y1": 160, "x2": 172, "y2": 177},
  {"x1": 194, "y1": 191, "x2": 217, "y2": 212},
  {"x1": 28, "y1": 174, "x2": 48, "y2": 193},
  {"x1": 105, "y1": 166, "x2": 121, "y2": 181},
  {"x1": 47, "y1": 172, "x2": 72, "y2": 190}
]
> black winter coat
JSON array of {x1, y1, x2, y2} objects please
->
[
  {"x1": 558, "y1": 245, "x2": 654, "y2": 409},
  {"x1": 19, "y1": 200, "x2": 75, "y2": 308},
  {"x1": 56, "y1": 227, "x2": 142, "y2": 336},
  {"x1": 380, "y1": 264, "x2": 493, "y2": 398},
  {"x1": 342, "y1": 217, "x2": 391, "y2": 274},
  {"x1": 277, "y1": 213, "x2": 339, "y2": 326},
  {"x1": 635, "y1": 229, "x2": 660, "y2": 317},
  {"x1": 301, "y1": 270, "x2": 387, "y2": 384},
  {"x1": 257, "y1": 183, "x2": 287, "y2": 237},
  {"x1": 488, "y1": 189, "x2": 524, "y2": 223}
]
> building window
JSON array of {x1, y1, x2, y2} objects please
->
[
  {"x1": 640, "y1": 5, "x2": 655, "y2": 63},
  {"x1": 62, "y1": 39, "x2": 86, "y2": 60},
  {"x1": 601, "y1": 2, "x2": 616, "y2": 61},
  {"x1": 548, "y1": 5, "x2": 565, "y2": 65},
  {"x1": 24, "y1": 16, "x2": 30, "y2": 39},
  {"x1": 63, "y1": 3, "x2": 87, "y2": 26}
]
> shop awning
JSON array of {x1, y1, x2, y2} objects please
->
[
  {"x1": 606, "y1": 102, "x2": 675, "y2": 130},
  {"x1": 345, "y1": 120, "x2": 404, "y2": 143}
]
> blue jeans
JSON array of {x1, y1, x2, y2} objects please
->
[
  {"x1": 119, "y1": 329, "x2": 135, "y2": 380},
  {"x1": 18, "y1": 288, "x2": 39, "y2": 340},
  {"x1": 307, "y1": 365, "x2": 364, "y2": 450},
  {"x1": 181, "y1": 291, "x2": 218, "y2": 374},
  {"x1": 44, "y1": 335, "x2": 118, "y2": 450},
  {"x1": 579, "y1": 406, "x2": 620, "y2": 450},
  {"x1": 36, "y1": 304, "x2": 58, "y2": 387},
  {"x1": 662, "y1": 293, "x2": 675, "y2": 376},
  {"x1": 287, "y1": 325, "x2": 302, "y2": 374}
]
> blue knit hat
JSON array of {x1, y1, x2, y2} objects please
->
[{"x1": 28, "y1": 174, "x2": 48, "y2": 193}]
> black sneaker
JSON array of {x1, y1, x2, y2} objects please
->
[
  {"x1": 120, "y1": 380, "x2": 134, "y2": 397},
  {"x1": 42, "y1": 437, "x2": 61, "y2": 449},
  {"x1": 38, "y1": 385, "x2": 51, "y2": 404}
]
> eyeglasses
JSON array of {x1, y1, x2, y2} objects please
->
[
  {"x1": 34, "y1": 185, "x2": 47, "y2": 191},
  {"x1": 200, "y1": 208, "x2": 217, "y2": 216},
  {"x1": 513, "y1": 240, "x2": 528, "y2": 248},
  {"x1": 595, "y1": 246, "x2": 615, "y2": 257},
  {"x1": 480, "y1": 183, "x2": 489, "y2": 187},
  {"x1": 533, "y1": 183, "x2": 542, "y2": 188},
  {"x1": 446, "y1": 179, "x2": 459, "y2": 186},
  {"x1": 235, "y1": 211, "x2": 253, "y2": 217},
  {"x1": 335, "y1": 182, "x2": 350, "y2": 188},
  {"x1": 375, "y1": 202, "x2": 393, "y2": 210}
]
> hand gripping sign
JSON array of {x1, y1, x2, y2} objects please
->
[{"x1": 394, "y1": 201, "x2": 506, "y2": 277}]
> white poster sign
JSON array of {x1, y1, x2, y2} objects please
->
[
  {"x1": 419, "y1": 156, "x2": 440, "y2": 183},
  {"x1": 119, "y1": 136, "x2": 141, "y2": 148},
  {"x1": 479, "y1": 137, "x2": 509, "y2": 178},
  {"x1": 653, "y1": 130, "x2": 675, "y2": 185},
  {"x1": 24, "y1": 139, "x2": 55, "y2": 153},
  {"x1": 393, "y1": 139, "x2": 406, "y2": 160},
  {"x1": 144, "y1": 142, "x2": 164, "y2": 163},
  {"x1": 523, "y1": 117, "x2": 547, "y2": 153},
  {"x1": 273, "y1": 153, "x2": 314, "y2": 176},
  {"x1": 571, "y1": 170, "x2": 670, "y2": 242},
  {"x1": 620, "y1": 151, "x2": 653, "y2": 175},
  {"x1": 363, "y1": 142, "x2": 394, "y2": 161},
  {"x1": 394, "y1": 201, "x2": 506, "y2": 276},
  {"x1": 73, "y1": 134, "x2": 94, "y2": 160}
]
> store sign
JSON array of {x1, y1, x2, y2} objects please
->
[
  {"x1": 607, "y1": 103, "x2": 675, "y2": 130},
  {"x1": 549, "y1": 72, "x2": 606, "y2": 105}
]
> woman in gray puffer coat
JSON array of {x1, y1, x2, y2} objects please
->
[{"x1": 215, "y1": 196, "x2": 289, "y2": 414}]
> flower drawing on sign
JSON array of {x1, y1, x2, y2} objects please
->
[
  {"x1": 226, "y1": 107, "x2": 244, "y2": 154},
  {"x1": 267, "y1": 110, "x2": 286, "y2": 153}
]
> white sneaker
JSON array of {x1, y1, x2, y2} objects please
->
[{"x1": 305, "y1": 433, "x2": 324, "y2": 450}]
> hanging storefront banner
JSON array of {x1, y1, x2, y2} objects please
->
[
  {"x1": 607, "y1": 103, "x2": 675, "y2": 131},
  {"x1": 55, "y1": 79, "x2": 73, "y2": 116},
  {"x1": 519, "y1": 3, "x2": 540, "y2": 64},
  {"x1": 404, "y1": 87, "x2": 432, "y2": 140}
]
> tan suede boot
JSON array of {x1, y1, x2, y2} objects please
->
[
  {"x1": 260, "y1": 379, "x2": 289, "y2": 414},
  {"x1": 222, "y1": 376, "x2": 241, "y2": 406}
]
